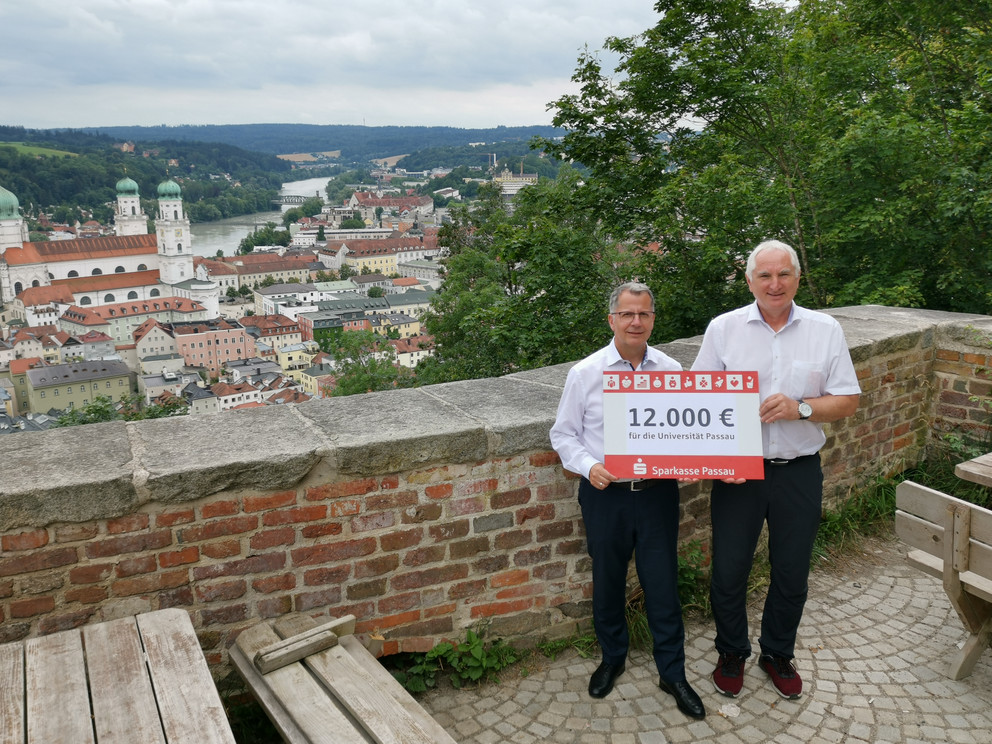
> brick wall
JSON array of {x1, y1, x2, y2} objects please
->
[{"x1": 1, "y1": 306, "x2": 990, "y2": 678}]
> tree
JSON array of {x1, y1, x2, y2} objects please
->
[
  {"x1": 540, "y1": 0, "x2": 992, "y2": 330},
  {"x1": 367, "y1": 286, "x2": 385, "y2": 298},
  {"x1": 340, "y1": 217, "x2": 365, "y2": 229},
  {"x1": 417, "y1": 168, "x2": 637, "y2": 384},
  {"x1": 321, "y1": 331, "x2": 411, "y2": 396},
  {"x1": 226, "y1": 286, "x2": 238, "y2": 298}
]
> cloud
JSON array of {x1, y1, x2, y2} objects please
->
[{"x1": 0, "y1": 0, "x2": 660, "y2": 129}]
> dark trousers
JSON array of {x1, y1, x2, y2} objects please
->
[
  {"x1": 578, "y1": 477, "x2": 686, "y2": 682},
  {"x1": 710, "y1": 454, "x2": 823, "y2": 660}
]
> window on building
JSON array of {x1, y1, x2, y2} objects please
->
[
  {"x1": 150, "y1": 288, "x2": 160, "y2": 297},
  {"x1": 115, "y1": 266, "x2": 125, "y2": 273},
  {"x1": 40, "y1": 391, "x2": 45, "y2": 398},
  {"x1": 92, "y1": 268, "x2": 103, "y2": 276},
  {"x1": 54, "y1": 389, "x2": 59, "y2": 396},
  {"x1": 80, "y1": 385, "x2": 85, "y2": 392},
  {"x1": 106, "y1": 381, "x2": 111, "y2": 388},
  {"x1": 104, "y1": 294, "x2": 115, "y2": 303},
  {"x1": 127, "y1": 291, "x2": 138, "y2": 300},
  {"x1": 80, "y1": 297, "x2": 92, "y2": 306},
  {"x1": 138, "y1": 264, "x2": 148, "y2": 271}
]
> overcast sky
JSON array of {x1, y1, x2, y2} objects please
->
[{"x1": 1, "y1": 1, "x2": 662, "y2": 131}]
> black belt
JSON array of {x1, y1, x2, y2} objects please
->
[
  {"x1": 604, "y1": 479, "x2": 656, "y2": 492},
  {"x1": 764, "y1": 453, "x2": 818, "y2": 466}
]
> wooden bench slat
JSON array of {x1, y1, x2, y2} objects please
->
[
  {"x1": 254, "y1": 625, "x2": 339, "y2": 675},
  {"x1": 894, "y1": 509, "x2": 943, "y2": 559},
  {"x1": 0, "y1": 643, "x2": 24, "y2": 744},
  {"x1": 82, "y1": 617, "x2": 167, "y2": 744},
  {"x1": 234, "y1": 621, "x2": 370, "y2": 744},
  {"x1": 137, "y1": 609, "x2": 237, "y2": 744},
  {"x1": 25, "y1": 629, "x2": 95, "y2": 744}
]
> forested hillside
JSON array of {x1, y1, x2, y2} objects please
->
[{"x1": 78, "y1": 123, "x2": 563, "y2": 160}]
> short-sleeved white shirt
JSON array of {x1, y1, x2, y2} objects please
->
[
  {"x1": 691, "y1": 302, "x2": 860, "y2": 460},
  {"x1": 550, "y1": 340, "x2": 682, "y2": 479}
]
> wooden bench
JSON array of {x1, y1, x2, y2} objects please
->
[
  {"x1": 230, "y1": 613, "x2": 457, "y2": 744},
  {"x1": 0, "y1": 608, "x2": 235, "y2": 744},
  {"x1": 894, "y1": 480, "x2": 992, "y2": 679}
]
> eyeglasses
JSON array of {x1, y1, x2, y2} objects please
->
[{"x1": 611, "y1": 311, "x2": 655, "y2": 322}]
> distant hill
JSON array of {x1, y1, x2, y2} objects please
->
[{"x1": 80, "y1": 124, "x2": 564, "y2": 162}]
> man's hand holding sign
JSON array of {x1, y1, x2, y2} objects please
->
[{"x1": 603, "y1": 370, "x2": 764, "y2": 480}]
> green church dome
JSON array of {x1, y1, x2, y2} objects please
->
[
  {"x1": 0, "y1": 183, "x2": 20, "y2": 219},
  {"x1": 116, "y1": 176, "x2": 140, "y2": 196},
  {"x1": 157, "y1": 179, "x2": 182, "y2": 199}
]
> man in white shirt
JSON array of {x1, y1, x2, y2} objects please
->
[
  {"x1": 692, "y1": 240, "x2": 860, "y2": 701},
  {"x1": 550, "y1": 282, "x2": 705, "y2": 720}
]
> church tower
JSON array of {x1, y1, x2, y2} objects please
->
[
  {"x1": 113, "y1": 175, "x2": 147, "y2": 236},
  {"x1": 0, "y1": 183, "x2": 30, "y2": 306},
  {"x1": 155, "y1": 178, "x2": 193, "y2": 286}
]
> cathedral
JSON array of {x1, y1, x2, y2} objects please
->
[{"x1": 0, "y1": 176, "x2": 219, "y2": 320}]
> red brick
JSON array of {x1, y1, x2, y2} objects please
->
[
  {"x1": 450, "y1": 537, "x2": 490, "y2": 559},
  {"x1": 450, "y1": 497, "x2": 485, "y2": 516},
  {"x1": 492, "y1": 569, "x2": 529, "y2": 588},
  {"x1": 380, "y1": 528, "x2": 422, "y2": 552},
  {"x1": 514, "y1": 545, "x2": 552, "y2": 566},
  {"x1": 250, "y1": 528, "x2": 297, "y2": 550},
  {"x1": 159, "y1": 587, "x2": 194, "y2": 608},
  {"x1": 473, "y1": 555, "x2": 509, "y2": 573},
  {"x1": 348, "y1": 579, "x2": 389, "y2": 601},
  {"x1": 70, "y1": 563, "x2": 113, "y2": 584},
  {"x1": 263, "y1": 505, "x2": 327, "y2": 526},
  {"x1": 537, "y1": 482, "x2": 572, "y2": 501},
  {"x1": 294, "y1": 588, "x2": 342, "y2": 612},
  {"x1": 253, "y1": 574, "x2": 296, "y2": 594},
  {"x1": 937, "y1": 349, "x2": 960, "y2": 361},
  {"x1": 85, "y1": 532, "x2": 171, "y2": 559},
  {"x1": 962, "y1": 352, "x2": 988, "y2": 365},
  {"x1": 380, "y1": 475, "x2": 400, "y2": 489},
  {"x1": 533, "y1": 562, "x2": 567, "y2": 580},
  {"x1": 403, "y1": 545, "x2": 446, "y2": 567},
  {"x1": 107, "y1": 514, "x2": 149, "y2": 534},
  {"x1": 470, "y1": 598, "x2": 534, "y2": 619},
  {"x1": 353, "y1": 512, "x2": 395, "y2": 533},
  {"x1": 291, "y1": 538, "x2": 376, "y2": 566},
  {"x1": 179, "y1": 516, "x2": 257, "y2": 543},
  {"x1": 202, "y1": 500, "x2": 240, "y2": 518},
  {"x1": 303, "y1": 566, "x2": 351, "y2": 586},
  {"x1": 306, "y1": 478, "x2": 378, "y2": 501},
  {"x1": 491, "y1": 488, "x2": 531, "y2": 509},
  {"x1": 391, "y1": 565, "x2": 468, "y2": 591},
  {"x1": 11, "y1": 596, "x2": 55, "y2": 618},
  {"x1": 193, "y1": 553, "x2": 286, "y2": 581},
  {"x1": 154, "y1": 509, "x2": 195, "y2": 527},
  {"x1": 200, "y1": 604, "x2": 248, "y2": 625},
  {"x1": 258, "y1": 596, "x2": 293, "y2": 618},
  {"x1": 367, "y1": 490, "x2": 418, "y2": 511},
  {"x1": 244, "y1": 490, "x2": 297, "y2": 512},
  {"x1": 195, "y1": 580, "x2": 247, "y2": 602},
  {"x1": 459, "y1": 478, "x2": 498, "y2": 497},
  {"x1": 65, "y1": 586, "x2": 108, "y2": 604},
  {"x1": 54, "y1": 524, "x2": 99, "y2": 543},
  {"x1": 537, "y1": 521, "x2": 574, "y2": 541},
  {"x1": 355, "y1": 554, "x2": 401, "y2": 579},
  {"x1": 557, "y1": 539, "x2": 586, "y2": 555},
  {"x1": 201, "y1": 540, "x2": 241, "y2": 559},
  {"x1": 329, "y1": 500, "x2": 361, "y2": 517},
  {"x1": 495, "y1": 530, "x2": 533, "y2": 550},
  {"x1": 425, "y1": 483, "x2": 453, "y2": 500},
  {"x1": 400, "y1": 504, "x2": 443, "y2": 524},
  {"x1": 517, "y1": 504, "x2": 554, "y2": 523},
  {"x1": 113, "y1": 569, "x2": 188, "y2": 597},
  {"x1": 496, "y1": 584, "x2": 543, "y2": 599},
  {"x1": 428, "y1": 520, "x2": 469, "y2": 541},
  {"x1": 424, "y1": 602, "x2": 456, "y2": 619},
  {"x1": 39, "y1": 608, "x2": 97, "y2": 634},
  {"x1": 159, "y1": 547, "x2": 199, "y2": 568},
  {"x1": 0, "y1": 547, "x2": 78, "y2": 577},
  {"x1": 2, "y1": 529, "x2": 49, "y2": 551},
  {"x1": 301, "y1": 523, "x2": 342, "y2": 539},
  {"x1": 377, "y1": 591, "x2": 420, "y2": 614},
  {"x1": 529, "y1": 451, "x2": 561, "y2": 467},
  {"x1": 115, "y1": 555, "x2": 157, "y2": 577},
  {"x1": 0, "y1": 581, "x2": 12, "y2": 598},
  {"x1": 373, "y1": 610, "x2": 421, "y2": 630}
]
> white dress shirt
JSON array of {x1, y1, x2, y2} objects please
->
[
  {"x1": 691, "y1": 302, "x2": 860, "y2": 460},
  {"x1": 550, "y1": 340, "x2": 682, "y2": 479}
]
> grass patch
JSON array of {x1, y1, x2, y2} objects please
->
[{"x1": 0, "y1": 141, "x2": 77, "y2": 157}]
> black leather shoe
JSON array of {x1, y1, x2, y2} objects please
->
[
  {"x1": 659, "y1": 678, "x2": 706, "y2": 719},
  {"x1": 588, "y1": 661, "x2": 625, "y2": 698}
]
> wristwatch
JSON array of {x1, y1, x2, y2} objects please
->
[{"x1": 798, "y1": 400, "x2": 813, "y2": 420}]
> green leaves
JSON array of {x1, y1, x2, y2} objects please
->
[{"x1": 390, "y1": 631, "x2": 523, "y2": 693}]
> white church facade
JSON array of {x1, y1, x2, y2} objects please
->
[{"x1": 0, "y1": 176, "x2": 219, "y2": 320}]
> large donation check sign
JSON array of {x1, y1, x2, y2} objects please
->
[{"x1": 603, "y1": 370, "x2": 764, "y2": 480}]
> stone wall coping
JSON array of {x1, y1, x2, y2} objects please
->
[{"x1": 2, "y1": 305, "x2": 990, "y2": 532}]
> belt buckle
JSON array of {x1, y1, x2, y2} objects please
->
[
  {"x1": 629, "y1": 479, "x2": 650, "y2": 491},
  {"x1": 765, "y1": 458, "x2": 791, "y2": 466}
]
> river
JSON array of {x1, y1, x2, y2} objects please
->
[{"x1": 188, "y1": 176, "x2": 331, "y2": 258}]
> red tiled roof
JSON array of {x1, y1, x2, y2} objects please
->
[
  {"x1": 51, "y1": 270, "x2": 162, "y2": 293},
  {"x1": 5, "y1": 234, "x2": 158, "y2": 266},
  {"x1": 16, "y1": 285, "x2": 77, "y2": 306}
]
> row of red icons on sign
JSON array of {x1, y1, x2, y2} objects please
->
[{"x1": 604, "y1": 371, "x2": 758, "y2": 393}]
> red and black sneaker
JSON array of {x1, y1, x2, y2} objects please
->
[
  {"x1": 712, "y1": 652, "x2": 746, "y2": 697},
  {"x1": 759, "y1": 654, "x2": 803, "y2": 699}
]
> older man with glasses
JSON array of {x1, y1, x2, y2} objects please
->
[{"x1": 550, "y1": 281, "x2": 705, "y2": 720}]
